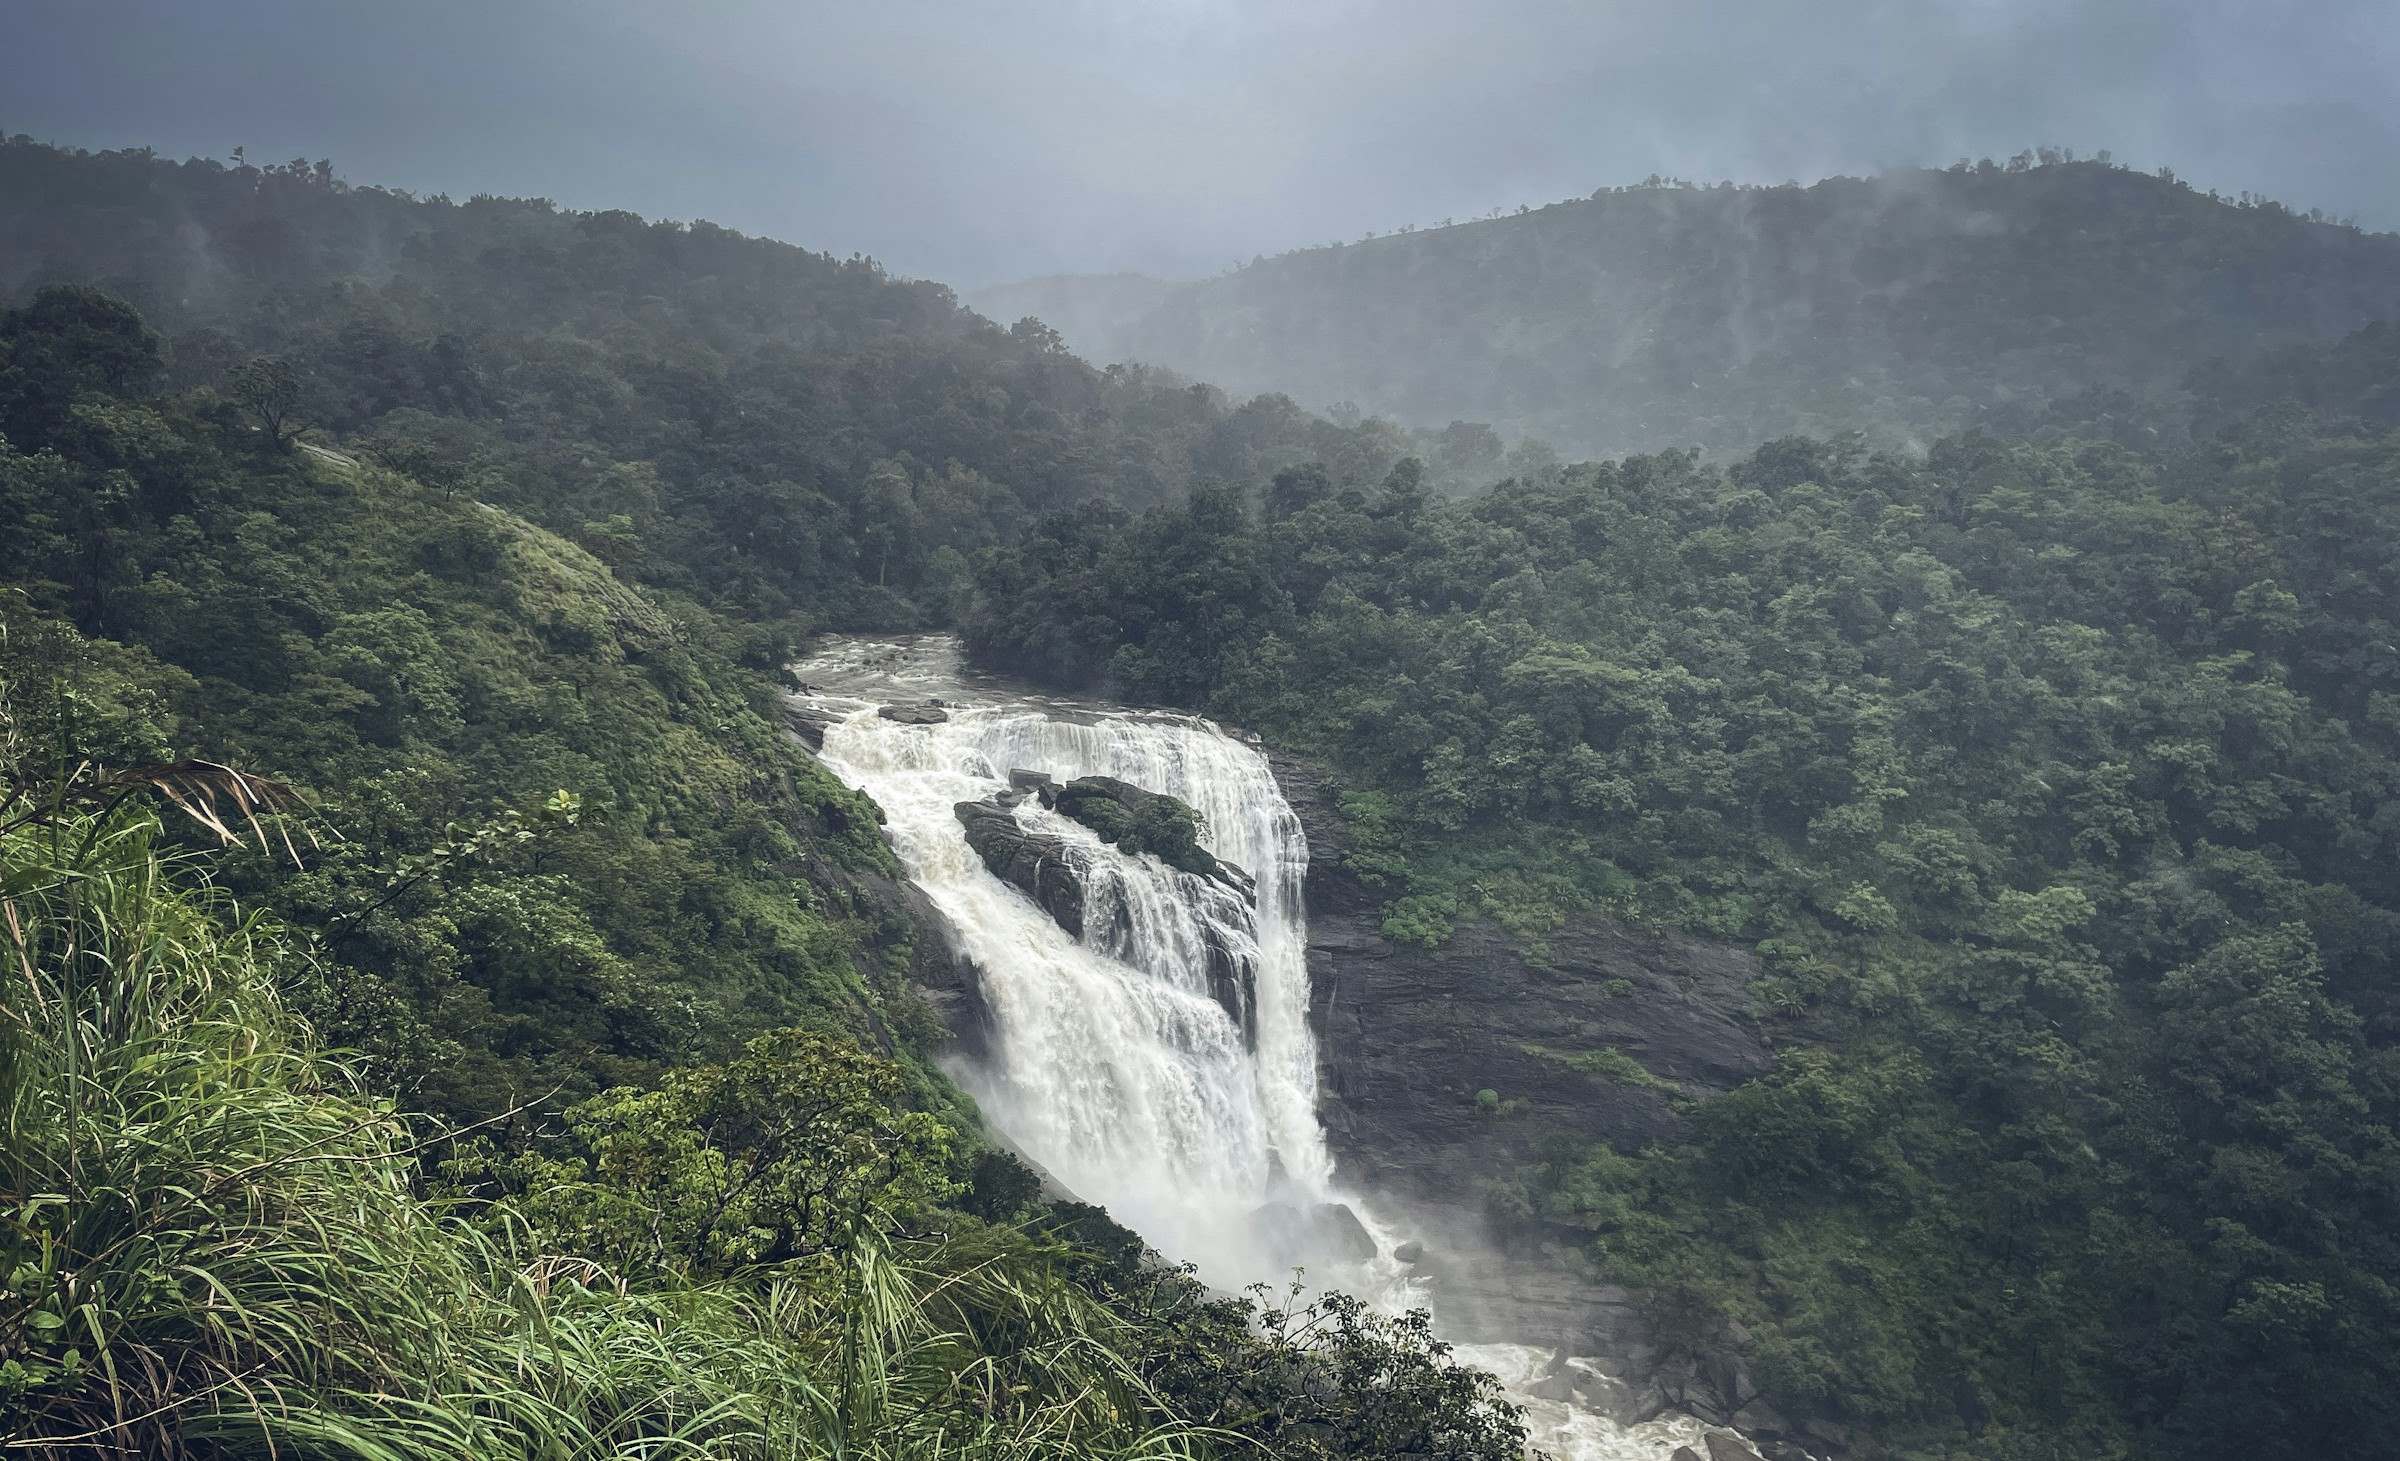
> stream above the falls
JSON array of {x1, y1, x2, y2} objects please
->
[{"x1": 791, "y1": 634, "x2": 1734, "y2": 1461}]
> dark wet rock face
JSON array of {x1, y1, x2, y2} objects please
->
[
  {"x1": 1190, "y1": 917, "x2": 1259, "y2": 1048},
  {"x1": 1263, "y1": 746, "x2": 1800, "y2": 1444},
  {"x1": 1310, "y1": 913, "x2": 1769, "y2": 1196},
  {"x1": 1705, "y1": 1434, "x2": 1768, "y2": 1461},
  {"x1": 956, "y1": 795, "x2": 1087, "y2": 935},
  {"x1": 895, "y1": 879, "x2": 996, "y2": 1063},
  {"x1": 962, "y1": 781, "x2": 1262, "y2": 1044},
  {"x1": 1266, "y1": 750, "x2": 1772, "y2": 1206},
  {"x1": 780, "y1": 699, "x2": 839, "y2": 750}
]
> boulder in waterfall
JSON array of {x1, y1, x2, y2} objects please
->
[
  {"x1": 1196, "y1": 920, "x2": 1259, "y2": 1047},
  {"x1": 1392, "y1": 1240, "x2": 1425, "y2": 1265},
  {"x1": 955, "y1": 796, "x2": 1086, "y2": 936},
  {"x1": 781, "y1": 700, "x2": 839, "y2": 750},
  {"x1": 1251, "y1": 1200, "x2": 1378, "y2": 1268},
  {"x1": 1526, "y1": 1360, "x2": 1579, "y2": 1403},
  {"x1": 1009, "y1": 768, "x2": 1060, "y2": 806},
  {"x1": 879, "y1": 701, "x2": 950, "y2": 725},
  {"x1": 1570, "y1": 1366, "x2": 1643, "y2": 1421},
  {"x1": 1053, "y1": 775, "x2": 1253, "y2": 896},
  {"x1": 1672, "y1": 1449, "x2": 1705, "y2": 1461},
  {"x1": 1704, "y1": 1434, "x2": 1766, "y2": 1461}
]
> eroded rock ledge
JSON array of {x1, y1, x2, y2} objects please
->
[
  {"x1": 955, "y1": 794, "x2": 1087, "y2": 934},
  {"x1": 1266, "y1": 746, "x2": 1772, "y2": 1200},
  {"x1": 955, "y1": 782, "x2": 1259, "y2": 1040},
  {"x1": 1266, "y1": 746, "x2": 1821, "y2": 1451}
]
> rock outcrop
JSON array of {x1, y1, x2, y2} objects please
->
[
  {"x1": 878, "y1": 701, "x2": 950, "y2": 725},
  {"x1": 1265, "y1": 746, "x2": 1805, "y2": 1446},
  {"x1": 1052, "y1": 774, "x2": 1255, "y2": 897},
  {"x1": 1705, "y1": 1434, "x2": 1768, "y2": 1461},
  {"x1": 892, "y1": 877, "x2": 997, "y2": 1063},
  {"x1": 1268, "y1": 746, "x2": 1772, "y2": 1205},
  {"x1": 956, "y1": 794, "x2": 1088, "y2": 935},
  {"x1": 780, "y1": 698, "x2": 840, "y2": 750},
  {"x1": 958, "y1": 784, "x2": 1262, "y2": 1042},
  {"x1": 1045, "y1": 777, "x2": 1260, "y2": 1040}
]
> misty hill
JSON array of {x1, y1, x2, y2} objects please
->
[
  {"x1": 974, "y1": 158, "x2": 2400, "y2": 457},
  {"x1": 0, "y1": 136, "x2": 1423, "y2": 635}
]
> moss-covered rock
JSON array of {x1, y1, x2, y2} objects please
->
[{"x1": 1052, "y1": 775, "x2": 1243, "y2": 888}]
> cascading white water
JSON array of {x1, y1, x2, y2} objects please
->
[
  {"x1": 799, "y1": 636, "x2": 1332, "y2": 1279},
  {"x1": 794, "y1": 635, "x2": 1730, "y2": 1461}
]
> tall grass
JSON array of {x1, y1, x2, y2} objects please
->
[{"x1": 1, "y1": 809, "x2": 1208, "y2": 1458}]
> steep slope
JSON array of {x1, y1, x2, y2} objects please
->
[
  {"x1": 981, "y1": 159, "x2": 2400, "y2": 457},
  {"x1": 0, "y1": 321, "x2": 926, "y2": 1120}
]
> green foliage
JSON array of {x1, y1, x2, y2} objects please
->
[
  {"x1": 0, "y1": 800, "x2": 1523, "y2": 1458},
  {"x1": 1521, "y1": 1043, "x2": 1673, "y2": 1091},
  {"x1": 0, "y1": 136, "x2": 1430, "y2": 635},
  {"x1": 1134, "y1": 1283, "x2": 1527, "y2": 1461},
  {"x1": 0, "y1": 332, "x2": 924, "y2": 1121},
  {"x1": 18, "y1": 131, "x2": 2400, "y2": 1461},
  {"x1": 509, "y1": 1029, "x2": 958, "y2": 1276},
  {"x1": 0, "y1": 806, "x2": 1229, "y2": 1458},
  {"x1": 966, "y1": 340, "x2": 2400, "y2": 1457},
  {"x1": 1055, "y1": 779, "x2": 1218, "y2": 878},
  {"x1": 0, "y1": 155, "x2": 1535, "y2": 1461}
]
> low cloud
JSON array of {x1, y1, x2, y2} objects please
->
[{"x1": 10, "y1": 0, "x2": 2396, "y2": 286}]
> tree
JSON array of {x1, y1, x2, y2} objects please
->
[
  {"x1": 227, "y1": 355, "x2": 303, "y2": 447},
  {"x1": 513, "y1": 1028, "x2": 958, "y2": 1276},
  {"x1": 0, "y1": 285, "x2": 162, "y2": 446}
]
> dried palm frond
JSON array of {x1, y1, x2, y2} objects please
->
[{"x1": 0, "y1": 759, "x2": 324, "y2": 863}]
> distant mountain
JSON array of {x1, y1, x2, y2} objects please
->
[
  {"x1": 968, "y1": 272, "x2": 1176, "y2": 360},
  {"x1": 979, "y1": 160, "x2": 2400, "y2": 457}
]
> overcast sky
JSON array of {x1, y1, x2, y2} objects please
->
[{"x1": 10, "y1": 0, "x2": 2399, "y2": 287}]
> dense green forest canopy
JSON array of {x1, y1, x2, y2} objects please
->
[
  {"x1": 976, "y1": 155, "x2": 2400, "y2": 461},
  {"x1": 0, "y1": 135, "x2": 1527, "y2": 640},
  {"x1": 11, "y1": 131, "x2": 2400, "y2": 1461},
  {"x1": 0, "y1": 284, "x2": 924, "y2": 1121},
  {"x1": 0, "y1": 133, "x2": 1464, "y2": 1116},
  {"x1": 966, "y1": 336, "x2": 2400, "y2": 1459}
]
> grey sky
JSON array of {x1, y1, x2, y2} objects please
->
[{"x1": 10, "y1": 0, "x2": 2398, "y2": 288}]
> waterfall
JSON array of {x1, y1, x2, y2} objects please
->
[
  {"x1": 798, "y1": 636, "x2": 1333, "y2": 1280},
  {"x1": 794, "y1": 635, "x2": 1727, "y2": 1461}
]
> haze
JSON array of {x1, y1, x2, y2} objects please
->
[{"x1": 10, "y1": 0, "x2": 2400, "y2": 287}]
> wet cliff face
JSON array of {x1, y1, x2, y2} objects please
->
[
  {"x1": 1271, "y1": 748, "x2": 1828, "y2": 1448},
  {"x1": 1266, "y1": 750, "x2": 1775, "y2": 1211}
]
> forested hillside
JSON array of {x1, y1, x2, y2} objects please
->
[
  {"x1": 977, "y1": 156, "x2": 2400, "y2": 459},
  {"x1": 0, "y1": 143, "x2": 1527, "y2": 1456},
  {"x1": 0, "y1": 305, "x2": 918, "y2": 1120},
  {"x1": 966, "y1": 336, "x2": 2400, "y2": 1458},
  {"x1": 0, "y1": 132, "x2": 1451, "y2": 1115},
  {"x1": 0, "y1": 136, "x2": 1458, "y2": 639}
]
